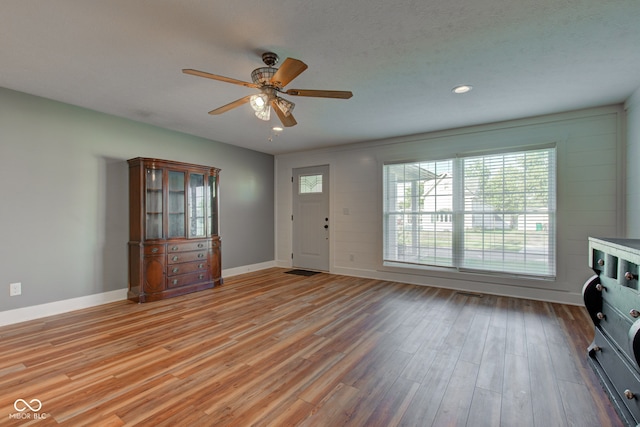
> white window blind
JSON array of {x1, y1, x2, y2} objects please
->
[{"x1": 383, "y1": 146, "x2": 556, "y2": 278}]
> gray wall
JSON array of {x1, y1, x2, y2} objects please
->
[
  {"x1": 626, "y1": 87, "x2": 640, "y2": 237},
  {"x1": 0, "y1": 87, "x2": 274, "y2": 311}
]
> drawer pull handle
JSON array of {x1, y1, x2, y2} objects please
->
[
  {"x1": 198, "y1": 243, "x2": 204, "y2": 248},
  {"x1": 151, "y1": 247, "x2": 159, "y2": 253},
  {"x1": 172, "y1": 246, "x2": 179, "y2": 251},
  {"x1": 595, "y1": 283, "x2": 604, "y2": 292},
  {"x1": 625, "y1": 272, "x2": 635, "y2": 281},
  {"x1": 198, "y1": 264, "x2": 204, "y2": 268},
  {"x1": 198, "y1": 253, "x2": 204, "y2": 258},
  {"x1": 597, "y1": 259, "x2": 605, "y2": 266},
  {"x1": 172, "y1": 256, "x2": 179, "y2": 261},
  {"x1": 596, "y1": 312, "x2": 605, "y2": 320},
  {"x1": 172, "y1": 268, "x2": 179, "y2": 273},
  {"x1": 172, "y1": 279, "x2": 178, "y2": 285},
  {"x1": 624, "y1": 389, "x2": 635, "y2": 400},
  {"x1": 199, "y1": 274, "x2": 204, "y2": 279},
  {"x1": 630, "y1": 309, "x2": 640, "y2": 319}
]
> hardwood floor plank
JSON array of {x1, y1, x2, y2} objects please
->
[
  {"x1": 524, "y1": 301, "x2": 568, "y2": 427},
  {"x1": 260, "y1": 398, "x2": 314, "y2": 427},
  {"x1": 0, "y1": 268, "x2": 626, "y2": 426},
  {"x1": 505, "y1": 297, "x2": 528, "y2": 357},
  {"x1": 399, "y1": 347, "x2": 438, "y2": 383},
  {"x1": 475, "y1": 324, "x2": 507, "y2": 393},
  {"x1": 557, "y1": 379, "x2": 616, "y2": 427},
  {"x1": 363, "y1": 377, "x2": 420, "y2": 427},
  {"x1": 397, "y1": 347, "x2": 460, "y2": 426},
  {"x1": 431, "y1": 359, "x2": 479, "y2": 427},
  {"x1": 468, "y1": 387, "x2": 502, "y2": 427},
  {"x1": 501, "y1": 353, "x2": 534, "y2": 427},
  {"x1": 460, "y1": 313, "x2": 491, "y2": 364},
  {"x1": 299, "y1": 382, "x2": 361, "y2": 427},
  {"x1": 298, "y1": 331, "x2": 383, "y2": 405}
]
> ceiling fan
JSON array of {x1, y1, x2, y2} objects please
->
[{"x1": 183, "y1": 52, "x2": 353, "y2": 127}]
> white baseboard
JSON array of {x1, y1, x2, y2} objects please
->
[
  {"x1": 0, "y1": 262, "x2": 277, "y2": 327},
  {"x1": 330, "y1": 266, "x2": 584, "y2": 306},
  {"x1": 0, "y1": 288, "x2": 128, "y2": 327},
  {"x1": 222, "y1": 261, "x2": 276, "y2": 278}
]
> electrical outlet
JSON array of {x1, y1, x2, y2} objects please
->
[{"x1": 9, "y1": 282, "x2": 21, "y2": 296}]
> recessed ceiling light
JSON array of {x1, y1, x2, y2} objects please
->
[
  {"x1": 452, "y1": 85, "x2": 473, "y2": 94},
  {"x1": 272, "y1": 126, "x2": 283, "y2": 132}
]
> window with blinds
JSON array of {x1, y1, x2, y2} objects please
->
[{"x1": 383, "y1": 146, "x2": 556, "y2": 278}]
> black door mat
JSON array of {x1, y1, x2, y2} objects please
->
[{"x1": 285, "y1": 269, "x2": 321, "y2": 276}]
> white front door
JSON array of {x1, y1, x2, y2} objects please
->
[{"x1": 292, "y1": 165, "x2": 330, "y2": 271}]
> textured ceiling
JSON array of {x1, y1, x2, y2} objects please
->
[{"x1": 1, "y1": 1, "x2": 639, "y2": 155}]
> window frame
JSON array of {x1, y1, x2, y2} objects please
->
[{"x1": 382, "y1": 144, "x2": 557, "y2": 279}]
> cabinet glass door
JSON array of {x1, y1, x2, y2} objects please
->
[
  {"x1": 145, "y1": 168, "x2": 164, "y2": 239},
  {"x1": 189, "y1": 173, "x2": 206, "y2": 237},
  {"x1": 168, "y1": 171, "x2": 185, "y2": 238},
  {"x1": 208, "y1": 175, "x2": 218, "y2": 236}
]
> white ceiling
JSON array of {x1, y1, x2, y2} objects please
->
[{"x1": 1, "y1": 1, "x2": 639, "y2": 155}]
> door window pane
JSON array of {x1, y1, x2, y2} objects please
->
[{"x1": 299, "y1": 174, "x2": 323, "y2": 194}]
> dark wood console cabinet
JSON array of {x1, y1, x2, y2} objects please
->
[
  {"x1": 583, "y1": 237, "x2": 640, "y2": 427},
  {"x1": 128, "y1": 157, "x2": 222, "y2": 302}
]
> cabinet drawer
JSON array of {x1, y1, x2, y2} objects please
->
[
  {"x1": 167, "y1": 260, "x2": 209, "y2": 277},
  {"x1": 144, "y1": 244, "x2": 165, "y2": 255},
  {"x1": 591, "y1": 249, "x2": 606, "y2": 273},
  {"x1": 168, "y1": 250, "x2": 209, "y2": 264},
  {"x1": 600, "y1": 278, "x2": 640, "y2": 329},
  {"x1": 592, "y1": 328, "x2": 640, "y2": 422},
  {"x1": 619, "y1": 259, "x2": 639, "y2": 290},
  {"x1": 167, "y1": 271, "x2": 210, "y2": 289},
  {"x1": 167, "y1": 241, "x2": 209, "y2": 252},
  {"x1": 599, "y1": 300, "x2": 634, "y2": 359}
]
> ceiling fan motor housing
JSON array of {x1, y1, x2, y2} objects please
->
[{"x1": 261, "y1": 52, "x2": 279, "y2": 67}]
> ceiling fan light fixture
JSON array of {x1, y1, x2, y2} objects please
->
[
  {"x1": 452, "y1": 84, "x2": 473, "y2": 94},
  {"x1": 250, "y1": 93, "x2": 269, "y2": 111},
  {"x1": 254, "y1": 106, "x2": 271, "y2": 121},
  {"x1": 275, "y1": 97, "x2": 295, "y2": 116}
]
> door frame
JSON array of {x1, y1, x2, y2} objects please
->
[{"x1": 292, "y1": 164, "x2": 330, "y2": 271}]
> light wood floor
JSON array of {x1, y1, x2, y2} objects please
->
[{"x1": 0, "y1": 268, "x2": 624, "y2": 426}]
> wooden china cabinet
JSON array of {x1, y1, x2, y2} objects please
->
[{"x1": 127, "y1": 157, "x2": 222, "y2": 302}]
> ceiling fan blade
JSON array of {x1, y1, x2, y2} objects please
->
[
  {"x1": 271, "y1": 100, "x2": 297, "y2": 127},
  {"x1": 271, "y1": 58, "x2": 308, "y2": 88},
  {"x1": 208, "y1": 95, "x2": 253, "y2": 115},
  {"x1": 183, "y1": 69, "x2": 260, "y2": 89},
  {"x1": 285, "y1": 89, "x2": 353, "y2": 99}
]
